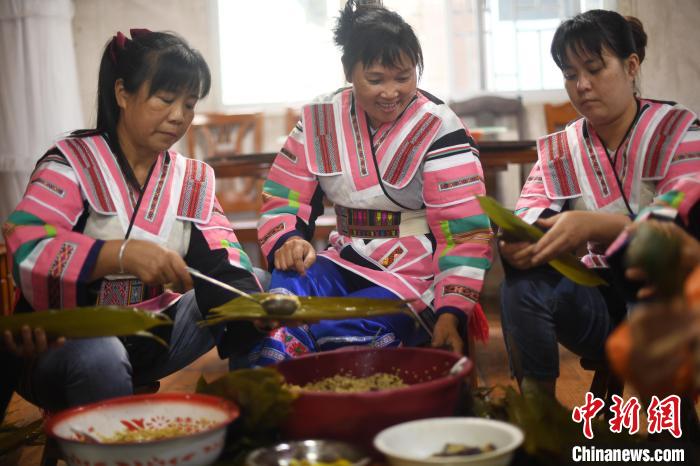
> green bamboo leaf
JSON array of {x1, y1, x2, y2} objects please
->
[
  {"x1": 201, "y1": 294, "x2": 412, "y2": 325},
  {"x1": 477, "y1": 195, "x2": 607, "y2": 287},
  {"x1": 0, "y1": 307, "x2": 172, "y2": 346},
  {"x1": 0, "y1": 419, "x2": 44, "y2": 456}
]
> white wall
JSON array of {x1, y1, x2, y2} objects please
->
[
  {"x1": 71, "y1": 0, "x2": 700, "y2": 151},
  {"x1": 72, "y1": 0, "x2": 219, "y2": 128},
  {"x1": 618, "y1": 0, "x2": 700, "y2": 114}
]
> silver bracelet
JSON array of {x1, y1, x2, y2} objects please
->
[{"x1": 118, "y1": 238, "x2": 132, "y2": 274}]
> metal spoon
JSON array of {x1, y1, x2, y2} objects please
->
[
  {"x1": 186, "y1": 267, "x2": 299, "y2": 316},
  {"x1": 449, "y1": 356, "x2": 469, "y2": 376},
  {"x1": 70, "y1": 426, "x2": 102, "y2": 444}
]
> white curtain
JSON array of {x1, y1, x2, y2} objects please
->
[{"x1": 0, "y1": 0, "x2": 83, "y2": 222}]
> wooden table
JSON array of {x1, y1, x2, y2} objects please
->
[
  {"x1": 207, "y1": 140, "x2": 538, "y2": 177},
  {"x1": 208, "y1": 141, "x2": 537, "y2": 258},
  {"x1": 477, "y1": 140, "x2": 537, "y2": 170}
]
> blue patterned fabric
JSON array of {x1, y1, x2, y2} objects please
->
[{"x1": 231, "y1": 257, "x2": 429, "y2": 368}]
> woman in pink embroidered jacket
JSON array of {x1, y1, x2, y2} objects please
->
[
  {"x1": 1, "y1": 30, "x2": 262, "y2": 412},
  {"x1": 499, "y1": 10, "x2": 700, "y2": 396},
  {"x1": 242, "y1": 0, "x2": 493, "y2": 367}
]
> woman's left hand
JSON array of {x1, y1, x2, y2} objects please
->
[
  {"x1": 431, "y1": 313, "x2": 463, "y2": 354},
  {"x1": 2, "y1": 326, "x2": 65, "y2": 359}
]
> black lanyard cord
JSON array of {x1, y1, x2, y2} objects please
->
[{"x1": 595, "y1": 101, "x2": 641, "y2": 217}]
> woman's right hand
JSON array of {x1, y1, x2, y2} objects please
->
[
  {"x1": 498, "y1": 239, "x2": 537, "y2": 270},
  {"x1": 274, "y1": 237, "x2": 316, "y2": 275},
  {"x1": 121, "y1": 240, "x2": 193, "y2": 291}
]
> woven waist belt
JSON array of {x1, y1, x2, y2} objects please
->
[
  {"x1": 335, "y1": 205, "x2": 430, "y2": 238},
  {"x1": 97, "y1": 276, "x2": 164, "y2": 306}
]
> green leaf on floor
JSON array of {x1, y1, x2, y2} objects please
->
[
  {"x1": 197, "y1": 367, "x2": 297, "y2": 465},
  {"x1": 0, "y1": 419, "x2": 44, "y2": 457}
]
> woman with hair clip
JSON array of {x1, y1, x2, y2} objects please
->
[
  {"x1": 499, "y1": 9, "x2": 700, "y2": 396},
  {"x1": 1, "y1": 29, "x2": 262, "y2": 412},
  {"x1": 244, "y1": 0, "x2": 493, "y2": 367}
]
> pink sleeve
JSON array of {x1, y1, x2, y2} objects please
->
[
  {"x1": 422, "y1": 142, "x2": 493, "y2": 316},
  {"x1": 3, "y1": 159, "x2": 102, "y2": 310},
  {"x1": 257, "y1": 134, "x2": 321, "y2": 257}
]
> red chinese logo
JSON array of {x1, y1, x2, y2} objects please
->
[
  {"x1": 572, "y1": 392, "x2": 605, "y2": 439},
  {"x1": 573, "y1": 392, "x2": 683, "y2": 439},
  {"x1": 608, "y1": 394, "x2": 641, "y2": 435},
  {"x1": 647, "y1": 395, "x2": 682, "y2": 438}
]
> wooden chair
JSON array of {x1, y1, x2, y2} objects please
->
[
  {"x1": 543, "y1": 101, "x2": 580, "y2": 134},
  {"x1": 285, "y1": 107, "x2": 301, "y2": 134},
  {"x1": 186, "y1": 112, "x2": 265, "y2": 215},
  {"x1": 450, "y1": 95, "x2": 526, "y2": 142},
  {"x1": 186, "y1": 112, "x2": 268, "y2": 265},
  {"x1": 0, "y1": 243, "x2": 15, "y2": 316},
  {"x1": 449, "y1": 95, "x2": 526, "y2": 196}
]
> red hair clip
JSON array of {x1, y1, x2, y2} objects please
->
[{"x1": 109, "y1": 28, "x2": 153, "y2": 64}]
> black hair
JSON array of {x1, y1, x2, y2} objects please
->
[
  {"x1": 551, "y1": 9, "x2": 647, "y2": 70},
  {"x1": 333, "y1": 0, "x2": 423, "y2": 80},
  {"x1": 95, "y1": 30, "x2": 211, "y2": 144}
]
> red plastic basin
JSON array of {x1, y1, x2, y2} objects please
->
[{"x1": 275, "y1": 347, "x2": 472, "y2": 448}]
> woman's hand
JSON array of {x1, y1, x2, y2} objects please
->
[
  {"x1": 625, "y1": 221, "x2": 700, "y2": 300},
  {"x1": 499, "y1": 240, "x2": 537, "y2": 270},
  {"x1": 2, "y1": 326, "x2": 65, "y2": 359},
  {"x1": 274, "y1": 237, "x2": 317, "y2": 275},
  {"x1": 530, "y1": 211, "x2": 595, "y2": 266},
  {"x1": 431, "y1": 313, "x2": 464, "y2": 354},
  {"x1": 531, "y1": 211, "x2": 631, "y2": 266},
  {"x1": 122, "y1": 240, "x2": 193, "y2": 291}
]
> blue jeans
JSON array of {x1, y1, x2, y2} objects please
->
[
  {"x1": 16, "y1": 290, "x2": 218, "y2": 412},
  {"x1": 500, "y1": 265, "x2": 616, "y2": 380}
]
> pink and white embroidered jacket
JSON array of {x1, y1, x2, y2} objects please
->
[
  {"x1": 3, "y1": 133, "x2": 259, "y2": 313},
  {"x1": 258, "y1": 88, "x2": 493, "y2": 336},
  {"x1": 516, "y1": 99, "x2": 700, "y2": 266}
]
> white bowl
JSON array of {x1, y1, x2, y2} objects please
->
[
  {"x1": 45, "y1": 392, "x2": 239, "y2": 466},
  {"x1": 374, "y1": 417, "x2": 523, "y2": 466}
]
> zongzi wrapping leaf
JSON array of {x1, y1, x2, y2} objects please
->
[
  {"x1": 202, "y1": 294, "x2": 411, "y2": 325},
  {"x1": 477, "y1": 195, "x2": 607, "y2": 287},
  {"x1": 0, "y1": 419, "x2": 43, "y2": 457},
  {"x1": 197, "y1": 368, "x2": 297, "y2": 465},
  {"x1": 0, "y1": 307, "x2": 172, "y2": 346}
]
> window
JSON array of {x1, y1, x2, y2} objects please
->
[
  {"x1": 480, "y1": 0, "x2": 606, "y2": 92},
  {"x1": 217, "y1": 0, "x2": 612, "y2": 107},
  {"x1": 218, "y1": 0, "x2": 344, "y2": 106}
]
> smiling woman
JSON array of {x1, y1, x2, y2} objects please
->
[{"x1": 237, "y1": 0, "x2": 494, "y2": 369}]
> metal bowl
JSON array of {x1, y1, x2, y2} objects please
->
[
  {"x1": 245, "y1": 440, "x2": 371, "y2": 466},
  {"x1": 45, "y1": 393, "x2": 239, "y2": 466}
]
